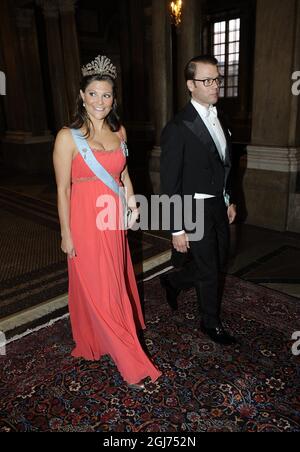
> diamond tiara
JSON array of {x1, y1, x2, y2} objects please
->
[{"x1": 81, "y1": 55, "x2": 117, "y2": 79}]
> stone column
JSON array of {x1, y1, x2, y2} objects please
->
[
  {"x1": 0, "y1": 39, "x2": 6, "y2": 140},
  {"x1": 58, "y1": 0, "x2": 81, "y2": 117},
  {"x1": 149, "y1": 0, "x2": 173, "y2": 193},
  {"x1": 0, "y1": 0, "x2": 29, "y2": 135},
  {"x1": 176, "y1": 0, "x2": 201, "y2": 110},
  {"x1": 129, "y1": 0, "x2": 148, "y2": 122},
  {"x1": 287, "y1": 0, "x2": 300, "y2": 232},
  {"x1": 0, "y1": 1, "x2": 54, "y2": 173},
  {"x1": 243, "y1": 0, "x2": 300, "y2": 231},
  {"x1": 40, "y1": 0, "x2": 69, "y2": 129},
  {"x1": 16, "y1": 8, "x2": 51, "y2": 138}
]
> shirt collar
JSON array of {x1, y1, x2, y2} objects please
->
[{"x1": 191, "y1": 98, "x2": 216, "y2": 119}]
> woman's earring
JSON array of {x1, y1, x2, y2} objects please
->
[{"x1": 83, "y1": 102, "x2": 86, "y2": 108}]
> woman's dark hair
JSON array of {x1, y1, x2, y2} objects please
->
[{"x1": 69, "y1": 74, "x2": 121, "y2": 138}]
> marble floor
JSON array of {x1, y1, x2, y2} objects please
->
[
  {"x1": 151, "y1": 225, "x2": 300, "y2": 300},
  {"x1": 228, "y1": 224, "x2": 300, "y2": 299}
]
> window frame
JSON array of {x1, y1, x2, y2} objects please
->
[
  {"x1": 212, "y1": 16, "x2": 241, "y2": 99},
  {"x1": 202, "y1": 1, "x2": 256, "y2": 143}
]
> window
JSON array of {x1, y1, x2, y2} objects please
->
[{"x1": 213, "y1": 18, "x2": 240, "y2": 98}]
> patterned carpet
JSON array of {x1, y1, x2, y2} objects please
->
[{"x1": 1, "y1": 275, "x2": 299, "y2": 432}]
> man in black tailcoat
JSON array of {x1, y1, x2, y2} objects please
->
[{"x1": 160, "y1": 55, "x2": 237, "y2": 345}]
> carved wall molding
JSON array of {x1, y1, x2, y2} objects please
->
[
  {"x1": 58, "y1": 0, "x2": 77, "y2": 14},
  {"x1": 244, "y1": 146, "x2": 300, "y2": 173},
  {"x1": 36, "y1": 0, "x2": 59, "y2": 18}
]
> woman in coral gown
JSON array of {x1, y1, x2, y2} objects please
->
[{"x1": 53, "y1": 55, "x2": 161, "y2": 387}]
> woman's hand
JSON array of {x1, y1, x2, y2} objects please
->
[
  {"x1": 61, "y1": 235, "x2": 76, "y2": 259},
  {"x1": 127, "y1": 208, "x2": 140, "y2": 230}
]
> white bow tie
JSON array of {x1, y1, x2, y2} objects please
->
[{"x1": 207, "y1": 105, "x2": 218, "y2": 118}]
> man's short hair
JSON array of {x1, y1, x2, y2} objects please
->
[{"x1": 184, "y1": 55, "x2": 219, "y2": 82}]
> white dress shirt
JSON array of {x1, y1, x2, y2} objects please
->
[
  {"x1": 172, "y1": 100, "x2": 228, "y2": 236},
  {"x1": 191, "y1": 98, "x2": 227, "y2": 167}
]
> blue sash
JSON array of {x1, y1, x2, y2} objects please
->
[{"x1": 70, "y1": 128, "x2": 129, "y2": 227}]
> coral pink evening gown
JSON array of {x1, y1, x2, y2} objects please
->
[{"x1": 67, "y1": 138, "x2": 161, "y2": 385}]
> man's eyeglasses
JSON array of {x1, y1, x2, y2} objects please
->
[{"x1": 193, "y1": 77, "x2": 224, "y2": 87}]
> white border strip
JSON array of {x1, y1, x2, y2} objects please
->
[{"x1": 4, "y1": 314, "x2": 70, "y2": 346}]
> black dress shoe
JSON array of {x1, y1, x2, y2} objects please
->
[
  {"x1": 200, "y1": 324, "x2": 237, "y2": 346},
  {"x1": 160, "y1": 274, "x2": 180, "y2": 311},
  {"x1": 128, "y1": 380, "x2": 146, "y2": 391}
]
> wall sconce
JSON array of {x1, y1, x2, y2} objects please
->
[{"x1": 170, "y1": 0, "x2": 183, "y2": 27}]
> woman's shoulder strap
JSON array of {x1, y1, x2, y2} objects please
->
[{"x1": 117, "y1": 127, "x2": 129, "y2": 157}]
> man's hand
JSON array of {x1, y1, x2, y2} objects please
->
[
  {"x1": 172, "y1": 232, "x2": 190, "y2": 253},
  {"x1": 227, "y1": 204, "x2": 237, "y2": 224}
]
